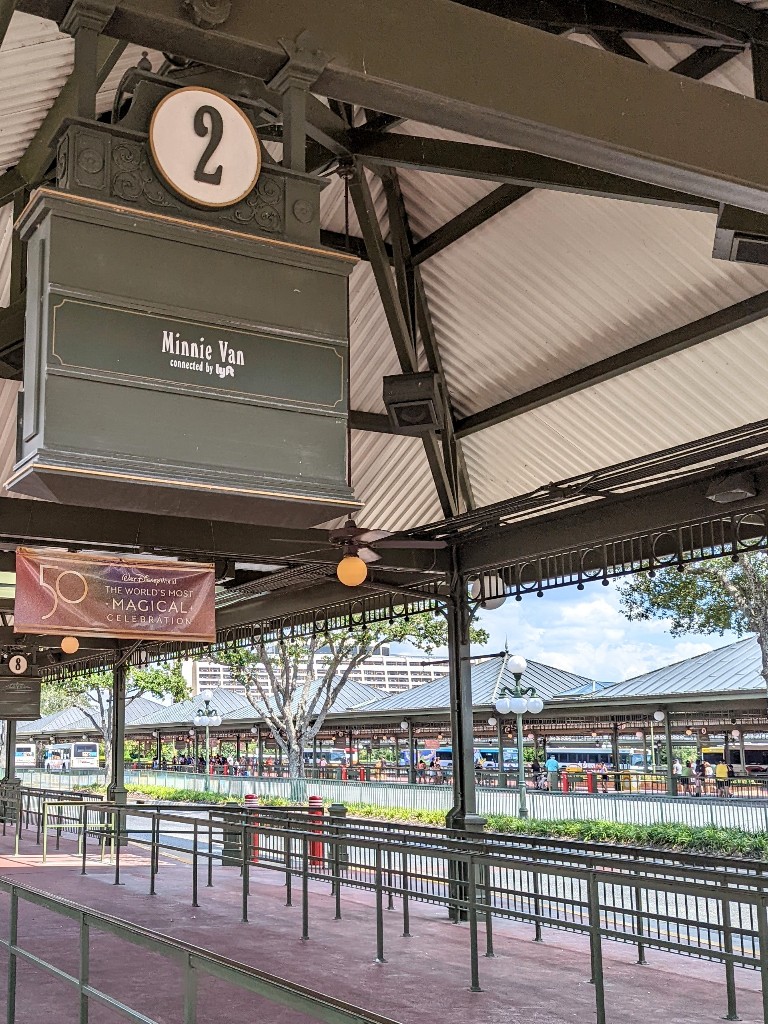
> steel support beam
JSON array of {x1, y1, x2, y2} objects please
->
[
  {"x1": 459, "y1": 467, "x2": 768, "y2": 574},
  {"x1": 349, "y1": 132, "x2": 717, "y2": 212},
  {"x1": 0, "y1": 497, "x2": 447, "y2": 572},
  {"x1": 106, "y1": 653, "x2": 127, "y2": 811},
  {"x1": 15, "y1": 0, "x2": 768, "y2": 212},
  {"x1": 670, "y1": 45, "x2": 742, "y2": 80},
  {"x1": 589, "y1": 30, "x2": 645, "y2": 60},
  {"x1": 349, "y1": 163, "x2": 459, "y2": 518},
  {"x1": 607, "y1": 0, "x2": 765, "y2": 44},
  {"x1": 445, "y1": 565, "x2": 483, "y2": 836},
  {"x1": 753, "y1": 42, "x2": 768, "y2": 101},
  {"x1": 411, "y1": 185, "x2": 532, "y2": 265},
  {"x1": 451, "y1": 0, "x2": 752, "y2": 43},
  {"x1": 382, "y1": 167, "x2": 475, "y2": 511},
  {"x1": 455, "y1": 288, "x2": 768, "y2": 438}
]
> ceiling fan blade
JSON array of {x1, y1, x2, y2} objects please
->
[
  {"x1": 371, "y1": 539, "x2": 447, "y2": 550},
  {"x1": 358, "y1": 547, "x2": 382, "y2": 564},
  {"x1": 356, "y1": 530, "x2": 393, "y2": 543},
  {"x1": 271, "y1": 538, "x2": 334, "y2": 547}
]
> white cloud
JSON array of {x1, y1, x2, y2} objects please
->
[{"x1": 473, "y1": 584, "x2": 735, "y2": 681}]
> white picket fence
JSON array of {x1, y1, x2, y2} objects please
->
[{"x1": 18, "y1": 768, "x2": 768, "y2": 832}]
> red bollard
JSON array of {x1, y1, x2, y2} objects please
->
[
  {"x1": 223, "y1": 763, "x2": 229, "y2": 776},
  {"x1": 586, "y1": 771, "x2": 597, "y2": 794},
  {"x1": 341, "y1": 765, "x2": 348, "y2": 781},
  {"x1": 561, "y1": 772, "x2": 570, "y2": 793},
  {"x1": 308, "y1": 795, "x2": 324, "y2": 866},
  {"x1": 244, "y1": 793, "x2": 259, "y2": 864},
  {"x1": 359, "y1": 767, "x2": 365, "y2": 782}
]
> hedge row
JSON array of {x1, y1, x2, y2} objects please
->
[{"x1": 73, "y1": 784, "x2": 768, "y2": 859}]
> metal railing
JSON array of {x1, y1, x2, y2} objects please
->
[
  {"x1": 0, "y1": 873, "x2": 400, "y2": 1024},
  {"x1": 12, "y1": 789, "x2": 768, "y2": 1024},
  {"x1": 18, "y1": 767, "x2": 768, "y2": 832}
]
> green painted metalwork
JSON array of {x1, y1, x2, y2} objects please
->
[{"x1": 0, "y1": 874, "x2": 401, "y2": 1024}]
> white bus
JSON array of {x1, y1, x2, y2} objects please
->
[
  {"x1": 14, "y1": 744, "x2": 36, "y2": 768},
  {"x1": 44, "y1": 742, "x2": 100, "y2": 771}
]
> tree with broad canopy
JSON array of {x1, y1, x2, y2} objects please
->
[
  {"x1": 618, "y1": 552, "x2": 768, "y2": 687},
  {"x1": 214, "y1": 612, "x2": 488, "y2": 797}
]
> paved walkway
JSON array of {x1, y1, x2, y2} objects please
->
[{"x1": 0, "y1": 831, "x2": 763, "y2": 1024}]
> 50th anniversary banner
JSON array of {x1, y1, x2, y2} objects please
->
[{"x1": 14, "y1": 549, "x2": 216, "y2": 642}]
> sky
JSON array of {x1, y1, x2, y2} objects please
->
[{"x1": 399, "y1": 578, "x2": 741, "y2": 683}]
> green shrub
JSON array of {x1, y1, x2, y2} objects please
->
[{"x1": 68, "y1": 783, "x2": 768, "y2": 860}]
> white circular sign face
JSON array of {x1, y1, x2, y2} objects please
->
[
  {"x1": 149, "y1": 87, "x2": 261, "y2": 209},
  {"x1": 8, "y1": 655, "x2": 28, "y2": 676}
]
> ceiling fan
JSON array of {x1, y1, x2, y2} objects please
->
[{"x1": 328, "y1": 519, "x2": 446, "y2": 564}]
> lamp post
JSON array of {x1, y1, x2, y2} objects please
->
[
  {"x1": 192, "y1": 689, "x2": 221, "y2": 792},
  {"x1": 494, "y1": 655, "x2": 543, "y2": 819}
]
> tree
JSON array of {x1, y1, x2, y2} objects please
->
[
  {"x1": 618, "y1": 552, "x2": 768, "y2": 686},
  {"x1": 42, "y1": 662, "x2": 188, "y2": 776},
  {"x1": 215, "y1": 613, "x2": 488, "y2": 797}
]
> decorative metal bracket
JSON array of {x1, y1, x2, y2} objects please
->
[
  {"x1": 61, "y1": 0, "x2": 117, "y2": 35},
  {"x1": 181, "y1": 0, "x2": 232, "y2": 30}
]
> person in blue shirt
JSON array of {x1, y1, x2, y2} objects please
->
[{"x1": 545, "y1": 754, "x2": 560, "y2": 791}]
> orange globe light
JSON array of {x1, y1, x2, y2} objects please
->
[
  {"x1": 60, "y1": 636, "x2": 80, "y2": 655},
  {"x1": 336, "y1": 554, "x2": 368, "y2": 587}
]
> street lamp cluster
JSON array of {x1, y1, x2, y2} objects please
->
[
  {"x1": 192, "y1": 689, "x2": 220, "y2": 791},
  {"x1": 492, "y1": 655, "x2": 544, "y2": 819}
]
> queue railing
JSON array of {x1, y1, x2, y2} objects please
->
[
  {"x1": 11, "y1": 793, "x2": 768, "y2": 1024},
  {"x1": 0, "y1": 872, "x2": 400, "y2": 1024}
]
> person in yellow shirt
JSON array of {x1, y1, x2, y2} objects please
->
[{"x1": 715, "y1": 760, "x2": 729, "y2": 796}]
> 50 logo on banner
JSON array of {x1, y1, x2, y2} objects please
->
[
  {"x1": 38, "y1": 564, "x2": 89, "y2": 620},
  {"x1": 14, "y1": 548, "x2": 216, "y2": 643}
]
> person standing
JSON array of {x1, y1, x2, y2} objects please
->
[
  {"x1": 545, "y1": 753, "x2": 560, "y2": 791},
  {"x1": 680, "y1": 760, "x2": 692, "y2": 794}
]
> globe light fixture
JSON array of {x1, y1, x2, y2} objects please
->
[
  {"x1": 495, "y1": 697, "x2": 511, "y2": 715},
  {"x1": 400, "y1": 720, "x2": 409, "y2": 731},
  {"x1": 469, "y1": 573, "x2": 506, "y2": 610},
  {"x1": 653, "y1": 710, "x2": 665, "y2": 723},
  {"x1": 527, "y1": 697, "x2": 544, "y2": 714},
  {"x1": 60, "y1": 635, "x2": 79, "y2": 655},
  {"x1": 731, "y1": 729, "x2": 741, "y2": 739},
  {"x1": 488, "y1": 717, "x2": 497, "y2": 728},
  {"x1": 337, "y1": 554, "x2": 368, "y2": 587},
  {"x1": 507, "y1": 654, "x2": 527, "y2": 676},
  {"x1": 508, "y1": 695, "x2": 528, "y2": 714},
  {"x1": 192, "y1": 692, "x2": 221, "y2": 791}
]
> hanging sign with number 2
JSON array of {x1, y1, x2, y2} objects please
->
[
  {"x1": 149, "y1": 86, "x2": 262, "y2": 209},
  {"x1": 14, "y1": 548, "x2": 216, "y2": 642}
]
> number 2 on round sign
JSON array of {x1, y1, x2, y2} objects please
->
[
  {"x1": 38, "y1": 565, "x2": 89, "y2": 620},
  {"x1": 194, "y1": 105, "x2": 223, "y2": 185}
]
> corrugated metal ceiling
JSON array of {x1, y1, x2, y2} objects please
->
[{"x1": 2, "y1": 11, "x2": 768, "y2": 533}]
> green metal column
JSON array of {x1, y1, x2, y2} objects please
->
[
  {"x1": 663, "y1": 711, "x2": 675, "y2": 795},
  {"x1": 257, "y1": 729, "x2": 264, "y2": 776},
  {"x1": 106, "y1": 654, "x2": 127, "y2": 808},
  {"x1": 407, "y1": 720, "x2": 415, "y2": 784},
  {"x1": 445, "y1": 566, "x2": 483, "y2": 833},
  {"x1": 3, "y1": 720, "x2": 15, "y2": 782},
  {"x1": 496, "y1": 716, "x2": 506, "y2": 787},
  {"x1": 611, "y1": 723, "x2": 621, "y2": 791}
]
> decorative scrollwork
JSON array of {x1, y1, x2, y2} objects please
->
[
  {"x1": 112, "y1": 171, "x2": 143, "y2": 202},
  {"x1": 229, "y1": 176, "x2": 284, "y2": 233}
]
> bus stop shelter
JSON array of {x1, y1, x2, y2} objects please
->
[{"x1": 1, "y1": 0, "x2": 768, "y2": 827}]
